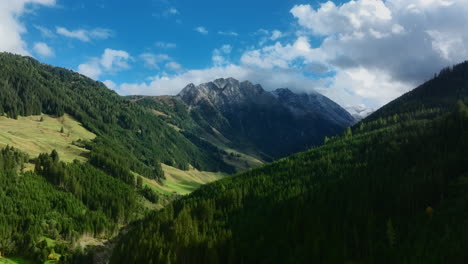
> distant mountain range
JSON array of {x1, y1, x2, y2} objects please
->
[{"x1": 131, "y1": 77, "x2": 354, "y2": 162}]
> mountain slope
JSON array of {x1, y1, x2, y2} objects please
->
[
  {"x1": 133, "y1": 78, "x2": 354, "y2": 161},
  {"x1": 111, "y1": 63, "x2": 468, "y2": 264},
  {"x1": 0, "y1": 52, "x2": 233, "y2": 177}
]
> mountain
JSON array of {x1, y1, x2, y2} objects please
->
[
  {"x1": 133, "y1": 78, "x2": 354, "y2": 161},
  {"x1": 111, "y1": 62, "x2": 468, "y2": 264}
]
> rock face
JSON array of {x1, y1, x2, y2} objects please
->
[{"x1": 178, "y1": 78, "x2": 355, "y2": 160}]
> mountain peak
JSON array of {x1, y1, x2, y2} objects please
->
[
  {"x1": 178, "y1": 78, "x2": 267, "y2": 106},
  {"x1": 213, "y1": 77, "x2": 239, "y2": 90}
]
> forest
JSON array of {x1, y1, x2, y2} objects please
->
[
  {"x1": 0, "y1": 146, "x2": 139, "y2": 263},
  {"x1": 110, "y1": 62, "x2": 468, "y2": 264}
]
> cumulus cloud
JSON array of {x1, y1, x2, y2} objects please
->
[
  {"x1": 139, "y1": 53, "x2": 171, "y2": 69},
  {"x1": 194, "y1": 26, "x2": 208, "y2": 35},
  {"x1": 270, "y1": 30, "x2": 283, "y2": 40},
  {"x1": 286, "y1": 0, "x2": 468, "y2": 107},
  {"x1": 56, "y1": 27, "x2": 113, "y2": 42},
  {"x1": 165, "y1": 61, "x2": 182, "y2": 72},
  {"x1": 78, "y1": 58, "x2": 102, "y2": 80},
  {"x1": 116, "y1": 64, "x2": 329, "y2": 96},
  {"x1": 33, "y1": 42, "x2": 54, "y2": 57},
  {"x1": 0, "y1": 0, "x2": 56, "y2": 55},
  {"x1": 254, "y1": 29, "x2": 285, "y2": 46},
  {"x1": 100, "y1": 49, "x2": 130, "y2": 70},
  {"x1": 103, "y1": 80, "x2": 117, "y2": 89},
  {"x1": 78, "y1": 48, "x2": 131, "y2": 80},
  {"x1": 109, "y1": 0, "x2": 468, "y2": 111}
]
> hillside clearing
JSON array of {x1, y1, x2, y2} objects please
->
[
  {"x1": 0, "y1": 114, "x2": 95, "y2": 162},
  {"x1": 142, "y1": 164, "x2": 227, "y2": 195}
]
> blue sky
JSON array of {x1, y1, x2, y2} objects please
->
[
  {"x1": 1, "y1": 0, "x2": 468, "y2": 114},
  {"x1": 21, "y1": 0, "x2": 309, "y2": 83}
]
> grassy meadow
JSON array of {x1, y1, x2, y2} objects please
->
[
  {"x1": 0, "y1": 114, "x2": 95, "y2": 162},
  {"x1": 142, "y1": 164, "x2": 227, "y2": 195}
]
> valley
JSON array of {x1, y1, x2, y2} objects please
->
[
  {"x1": 0, "y1": 52, "x2": 355, "y2": 263},
  {"x1": 1, "y1": 0, "x2": 467, "y2": 263}
]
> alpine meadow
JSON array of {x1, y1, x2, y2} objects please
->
[{"x1": 1, "y1": 0, "x2": 468, "y2": 263}]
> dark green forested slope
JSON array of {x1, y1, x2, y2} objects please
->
[
  {"x1": 111, "y1": 64, "x2": 468, "y2": 264},
  {"x1": 0, "y1": 52, "x2": 232, "y2": 179},
  {"x1": 0, "y1": 147, "x2": 139, "y2": 263},
  {"x1": 366, "y1": 61, "x2": 468, "y2": 122}
]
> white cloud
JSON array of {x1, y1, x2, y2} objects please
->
[
  {"x1": 274, "y1": 0, "x2": 468, "y2": 107},
  {"x1": 34, "y1": 25, "x2": 55, "y2": 38},
  {"x1": 212, "y1": 45, "x2": 233, "y2": 67},
  {"x1": 33, "y1": 42, "x2": 54, "y2": 57},
  {"x1": 318, "y1": 67, "x2": 411, "y2": 107},
  {"x1": 167, "y1": 7, "x2": 179, "y2": 15},
  {"x1": 240, "y1": 37, "x2": 317, "y2": 69},
  {"x1": 107, "y1": 0, "x2": 468, "y2": 111},
  {"x1": 56, "y1": 27, "x2": 113, "y2": 42},
  {"x1": 254, "y1": 28, "x2": 285, "y2": 46},
  {"x1": 139, "y1": 53, "x2": 171, "y2": 69},
  {"x1": 103, "y1": 80, "x2": 117, "y2": 89},
  {"x1": 165, "y1": 61, "x2": 182, "y2": 72},
  {"x1": 220, "y1": 45, "x2": 232, "y2": 54},
  {"x1": 78, "y1": 48, "x2": 131, "y2": 80},
  {"x1": 0, "y1": 0, "x2": 56, "y2": 55},
  {"x1": 100, "y1": 49, "x2": 130, "y2": 70},
  {"x1": 218, "y1": 31, "x2": 239, "y2": 36},
  {"x1": 153, "y1": 6, "x2": 180, "y2": 18},
  {"x1": 194, "y1": 26, "x2": 208, "y2": 35},
  {"x1": 115, "y1": 64, "x2": 329, "y2": 97},
  {"x1": 270, "y1": 30, "x2": 283, "y2": 40},
  {"x1": 78, "y1": 58, "x2": 102, "y2": 80},
  {"x1": 155, "y1": 41, "x2": 177, "y2": 49}
]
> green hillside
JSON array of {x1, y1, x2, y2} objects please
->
[
  {"x1": 0, "y1": 52, "x2": 233, "y2": 181},
  {"x1": 111, "y1": 63, "x2": 468, "y2": 264},
  {"x1": 0, "y1": 114, "x2": 95, "y2": 163},
  {"x1": 0, "y1": 146, "x2": 137, "y2": 263}
]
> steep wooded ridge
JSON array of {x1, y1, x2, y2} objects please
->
[
  {"x1": 131, "y1": 77, "x2": 354, "y2": 160},
  {"x1": 111, "y1": 62, "x2": 468, "y2": 264}
]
